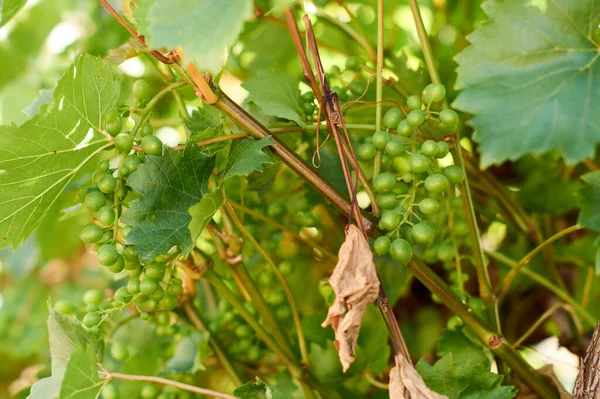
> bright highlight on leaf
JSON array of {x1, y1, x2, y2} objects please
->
[{"x1": 454, "y1": 0, "x2": 600, "y2": 167}]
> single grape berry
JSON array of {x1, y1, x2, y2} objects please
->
[
  {"x1": 278, "y1": 261, "x2": 294, "y2": 276},
  {"x1": 80, "y1": 225, "x2": 104, "y2": 244},
  {"x1": 82, "y1": 312, "x2": 101, "y2": 328},
  {"x1": 397, "y1": 119, "x2": 413, "y2": 137},
  {"x1": 132, "y1": 80, "x2": 151, "y2": 101},
  {"x1": 98, "y1": 160, "x2": 110, "y2": 172},
  {"x1": 393, "y1": 156, "x2": 410, "y2": 174},
  {"x1": 332, "y1": 86, "x2": 348, "y2": 102},
  {"x1": 379, "y1": 211, "x2": 401, "y2": 231},
  {"x1": 439, "y1": 109, "x2": 459, "y2": 127},
  {"x1": 235, "y1": 325, "x2": 253, "y2": 338},
  {"x1": 54, "y1": 300, "x2": 75, "y2": 314},
  {"x1": 106, "y1": 119, "x2": 122, "y2": 137},
  {"x1": 437, "y1": 243, "x2": 455, "y2": 262},
  {"x1": 301, "y1": 92, "x2": 315, "y2": 102},
  {"x1": 444, "y1": 165, "x2": 465, "y2": 184},
  {"x1": 102, "y1": 383, "x2": 117, "y2": 399},
  {"x1": 412, "y1": 222, "x2": 435, "y2": 244},
  {"x1": 383, "y1": 108, "x2": 403, "y2": 129},
  {"x1": 98, "y1": 174, "x2": 117, "y2": 193},
  {"x1": 167, "y1": 282, "x2": 183, "y2": 296},
  {"x1": 127, "y1": 279, "x2": 141, "y2": 295},
  {"x1": 358, "y1": 143, "x2": 377, "y2": 160},
  {"x1": 141, "y1": 135, "x2": 163, "y2": 156},
  {"x1": 140, "y1": 384, "x2": 160, "y2": 399},
  {"x1": 302, "y1": 102, "x2": 316, "y2": 115},
  {"x1": 418, "y1": 198, "x2": 440, "y2": 215},
  {"x1": 97, "y1": 205, "x2": 116, "y2": 226},
  {"x1": 140, "y1": 279, "x2": 159, "y2": 296},
  {"x1": 377, "y1": 192, "x2": 399, "y2": 210},
  {"x1": 384, "y1": 140, "x2": 403, "y2": 157},
  {"x1": 159, "y1": 294, "x2": 178, "y2": 310},
  {"x1": 97, "y1": 244, "x2": 119, "y2": 266},
  {"x1": 372, "y1": 131, "x2": 391, "y2": 150},
  {"x1": 373, "y1": 172, "x2": 396, "y2": 193},
  {"x1": 422, "y1": 84, "x2": 446, "y2": 104},
  {"x1": 144, "y1": 262, "x2": 165, "y2": 280},
  {"x1": 349, "y1": 81, "x2": 364, "y2": 96},
  {"x1": 407, "y1": 95, "x2": 422, "y2": 110},
  {"x1": 268, "y1": 290, "x2": 286, "y2": 306},
  {"x1": 83, "y1": 289, "x2": 103, "y2": 305},
  {"x1": 409, "y1": 153, "x2": 429, "y2": 173},
  {"x1": 454, "y1": 220, "x2": 469, "y2": 236},
  {"x1": 421, "y1": 140, "x2": 438, "y2": 158},
  {"x1": 407, "y1": 109, "x2": 425, "y2": 127},
  {"x1": 140, "y1": 122, "x2": 154, "y2": 137},
  {"x1": 424, "y1": 174, "x2": 449, "y2": 193},
  {"x1": 373, "y1": 236, "x2": 391, "y2": 255},
  {"x1": 345, "y1": 55, "x2": 361, "y2": 71},
  {"x1": 109, "y1": 256, "x2": 125, "y2": 273},
  {"x1": 390, "y1": 239, "x2": 412, "y2": 264},
  {"x1": 111, "y1": 342, "x2": 129, "y2": 361},
  {"x1": 123, "y1": 154, "x2": 142, "y2": 173},
  {"x1": 114, "y1": 133, "x2": 133, "y2": 153},
  {"x1": 436, "y1": 141, "x2": 450, "y2": 158},
  {"x1": 84, "y1": 191, "x2": 106, "y2": 212},
  {"x1": 105, "y1": 109, "x2": 119, "y2": 124}
]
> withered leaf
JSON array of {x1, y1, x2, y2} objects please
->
[
  {"x1": 389, "y1": 353, "x2": 448, "y2": 399},
  {"x1": 322, "y1": 224, "x2": 380, "y2": 372}
]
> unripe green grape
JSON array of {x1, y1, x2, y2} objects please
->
[
  {"x1": 97, "y1": 244, "x2": 119, "y2": 266},
  {"x1": 109, "y1": 256, "x2": 125, "y2": 273},
  {"x1": 384, "y1": 140, "x2": 403, "y2": 157},
  {"x1": 145, "y1": 262, "x2": 165, "y2": 280},
  {"x1": 82, "y1": 312, "x2": 101, "y2": 328},
  {"x1": 358, "y1": 143, "x2": 377, "y2": 160},
  {"x1": 115, "y1": 185, "x2": 128, "y2": 199},
  {"x1": 373, "y1": 172, "x2": 396, "y2": 193},
  {"x1": 418, "y1": 198, "x2": 440, "y2": 215},
  {"x1": 329, "y1": 65, "x2": 342, "y2": 75},
  {"x1": 409, "y1": 153, "x2": 429, "y2": 173},
  {"x1": 84, "y1": 191, "x2": 107, "y2": 212},
  {"x1": 119, "y1": 165, "x2": 130, "y2": 176},
  {"x1": 141, "y1": 135, "x2": 163, "y2": 156},
  {"x1": 98, "y1": 174, "x2": 117, "y2": 193},
  {"x1": 439, "y1": 109, "x2": 459, "y2": 126},
  {"x1": 379, "y1": 211, "x2": 401, "y2": 231},
  {"x1": 377, "y1": 192, "x2": 399, "y2": 210},
  {"x1": 454, "y1": 219, "x2": 469, "y2": 236},
  {"x1": 390, "y1": 239, "x2": 412, "y2": 264},
  {"x1": 127, "y1": 279, "x2": 141, "y2": 295},
  {"x1": 383, "y1": 108, "x2": 403, "y2": 129},
  {"x1": 123, "y1": 154, "x2": 142, "y2": 172},
  {"x1": 111, "y1": 342, "x2": 129, "y2": 361},
  {"x1": 422, "y1": 84, "x2": 446, "y2": 104},
  {"x1": 372, "y1": 131, "x2": 391, "y2": 149},
  {"x1": 382, "y1": 155, "x2": 392, "y2": 170},
  {"x1": 424, "y1": 173, "x2": 449, "y2": 193},
  {"x1": 80, "y1": 225, "x2": 104, "y2": 244},
  {"x1": 132, "y1": 80, "x2": 151, "y2": 101},
  {"x1": 412, "y1": 222, "x2": 435, "y2": 244},
  {"x1": 393, "y1": 156, "x2": 410, "y2": 174},
  {"x1": 140, "y1": 384, "x2": 160, "y2": 399},
  {"x1": 373, "y1": 236, "x2": 391, "y2": 255},
  {"x1": 140, "y1": 279, "x2": 158, "y2": 296},
  {"x1": 267, "y1": 201, "x2": 286, "y2": 218},
  {"x1": 421, "y1": 140, "x2": 438, "y2": 158},
  {"x1": 83, "y1": 289, "x2": 103, "y2": 305},
  {"x1": 407, "y1": 109, "x2": 425, "y2": 127},
  {"x1": 332, "y1": 86, "x2": 348, "y2": 102},
  {"x1": 114, "y1": 133, "x2": 133, "y2": 153},
  {"x1": 268, "y1": 290, "x2": 286, "y2": 306},
  {"x1": 167, "y1": 282, "x2": 183, "y2": 296},
  {"x1": 106, "y1": 119, "x2": 122, "y2": 137},
  {"x1": 276, "y1": 306, "x2": 292, "y2": 320},
  {"x1": 105, "y1": 109, "x2": 119, "y2": 124},
  {"x1": 123, "y1": 245, "x2": 139, "y2": 263},
  {"x1": 102, "y1": 383, "x2": 117, "y2": 399},
  {"x1": 114, "y1": 286, "x2": 132, "y2": 303},
  {"x1": 55, "y1": 300, "x2": 75, "y2": 314},
  {"x1": 436, "y1": 141, "x2": 450, "y2": 158},
  {"x1": 438, "y1": 122, "x2": 455, "y2": 133},
  {"x1": 402, "y1": 172, "x2": 413, "y2": 183},
  {"x1": 279, "y1": 261, "x2": 294, "y2": 276},
  {"x1": 407, "y1": 95, "x2": 422, "y2": 110},
  {"x1": 301, "y1": 92, "x2": 315, "y2": 102},
  {"x1": 397, "y1": 119, "x2": 413, "y2": 137},
  {"x1": 247, "y1": 345, "x2": 261, "y2": 362},
  {"x1": 444, "y1": 165, "x2": 465, "y2": 184},
  {"x1": 349, "y1": 81, "x2": 364, "y2": 96},
  {"x1": 156, "y1": 312, "x2": 171, "y2": 326},
  {"x1": 235, "y1": 324, "x2": 253, "y2": 338},
  {"x1": 99, "y1": 230, "x2": 113, "y2": 244},
  {"x1": 150, "y1": 285, "x2": 165, "y2": 301},
  {"x1": 159, "y1": 294, "x2": 178, "y2": 310},
  {"x1": 98, "y1": 159, "x2": 110, "y2": 172},
  {"x1": 302, "y1": 102, "x2": 316, "y2": 115},
  {"x1": 393, "y1": 181, "x2": 410, "y2": 195},
  {"x1": 97, "y1": 205, "x2": 116, "y2": 226},
  {"x1": 345, "y1": 55, "x2": 361, "y2": 71},
  {"x1": 437, "y1": 243, "x2": 455, "y2": 262}
]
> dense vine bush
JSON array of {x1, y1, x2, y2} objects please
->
[{"x1": 1, "y1": 0, "x2": 600, "y2": 398}]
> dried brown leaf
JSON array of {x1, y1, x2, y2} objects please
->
[
  {"x1": 321, "y1": 224, "x2": 380, "y2": 372},
  {"x1": 389, "y1": 353, "x2": 448, "y2": 399}
]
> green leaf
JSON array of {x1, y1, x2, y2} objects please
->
[
  {"x1": 454, "y1": 0, "x2": 600, "y2": 167},
  {"x1": 234, "y1": 377, "x2": 289, "y2": 399},
  {"x1": 437, "y1": 327, "x2": 492, "y2": 367},
  {"x1": 162, "y1": 332, "x2": 209, "y2": 375},
  {"x1": 224, "y1": 137, "x2": 274, "y2": 180},
  {"x1": 0, "y1": 54, "x2": 117, "y2": 249},
  {"x1": 0, "y1": 0, "x2": 27, "y2": 27},
  {"x1": 145, "y1": 0, "x2": 253, "y2": 74},
  {"x1": 243, "y1": 70, "x2": 306, "y2": 127},
  {"x1": 59, "y1": 345, "x2": 104, "y2": 399},
  {"x1": 309, "y1": 341, "x2": 344, "y2": 385},
  {"x1": 189, "y1": 189, "x2": 225, "y2": 244},
  {"x1": 133, "y1": 0, "x2": 154, "y2": 41},
  {"x1": 578, "y1": 171, "x2": 600, "y2": 231},
  {"x1": 189, "y1": 105, "x2": 225, "y2": 134},
  {"x1": 123, "y1": 145, "x2": 215, "y2": 263}
]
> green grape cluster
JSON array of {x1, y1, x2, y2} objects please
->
[{"x1": 358, "y1": 84, "x2": 466, "y2": 266}]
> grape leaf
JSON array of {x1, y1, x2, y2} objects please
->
[
  {"x1": 145, "y1": 0, "x2": 253, "y2": 74},
  {"x1": 454, "y1": 0, "x2": 600, "y2": 167},
  {"x1": 224, "y1": 137, "x2": 274, "y2": 180},
  {"x1": 234, "y1": 377, "x2": 289, "y2": 399},
  {"x1": 162, "y1": 332, "x2": 209, "y2": 375},
  {"x1": 243, "y1": 70, "x2": 306, "y2": 127},
  {"x1": 123, "y1": 145, "x2": 215, "y2": 263},
  {"x1": 578, "y1": 171, "x2": 600, "y2": 231},
  {"x1": 0, "y1": 54, "x2": 116, "y2": 249},
  {"x1": 133, "y1": 0, "x2": 154, "y2": 41},
  {"x1": 0, "y1": 0, "x2": 27, "y2": 28},
  {"x1": 189, "y1": 189, "x2": 224, "y2": 250},
  {"x1": 58, "y1": 345, "x2": 104, "y2": 399}
]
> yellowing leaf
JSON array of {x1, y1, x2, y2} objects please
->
[
  {"x1": 389, "y1": 353, "x2": 448, "y2": 399},
  {"x1": 321, "y1": 224, "x2": 380, "y2": 372}
]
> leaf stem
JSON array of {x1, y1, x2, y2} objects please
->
[
  {"x1": 498, "y1": 224, "x2": 582, "y2": 301},
  {"x1": 130, "y1": 80, "x2": 187, "y2": 137},
  {"x1": 372, "y1": 0, "x2": 384, "y2": 178},
  {"x1": 512, "y1": 303, "x2": 567, "y2": 348},
  {"x1": 104, "y1": 371, "x2": 239, "y2": 399}
]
